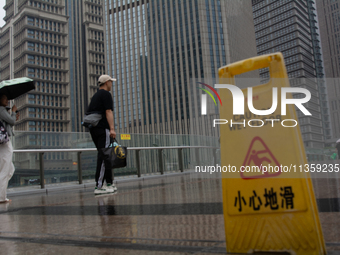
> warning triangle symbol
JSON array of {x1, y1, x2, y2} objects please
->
[{"x1": 241, "y1": 136, "x2": 281, "y2": 179}]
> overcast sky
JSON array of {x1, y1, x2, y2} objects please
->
[{"x1": 0, "y1": 4, "x2": 5, "y2": 28}]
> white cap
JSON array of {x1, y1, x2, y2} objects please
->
[{"x1": 98, "y1": 74, "x2": 116, "y2": 86}]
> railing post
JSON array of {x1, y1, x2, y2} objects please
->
[
  {"x1": 77, "y1": 151, "x2": 83, "y2": 184},
  {"x1": 213, "y1": 148, "x2": 217, "y2": 166},
  {"x1": 195, "y1": 148, "x2": 200, "y2": 167},
  {"x1": 158, "y1": 149, "x2": 164, "y2": 175},
  {"x1": 136, "y1": 150, "x2": 141, "y2": 177},
  {"x1": 39, "y1": 152, "x2": 45, "y2": 189},
  {"x1": 178, "y1": 148, "x2": 184, "y2": 172}
]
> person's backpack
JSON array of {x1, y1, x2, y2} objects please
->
[{"x1": 0, "y1": 120, "x2": 9, "y2": 145}]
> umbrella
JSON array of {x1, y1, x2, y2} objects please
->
[
  {"x1": 336, "y1": 139, "x2": 340, "y2": 144},
  {"x1": 0, "y1": 77, "x2": 35, "y2": 100}
]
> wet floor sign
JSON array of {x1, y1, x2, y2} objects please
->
[{"x1": 218, "y1": 53, "x2": 326, "y2": 254}]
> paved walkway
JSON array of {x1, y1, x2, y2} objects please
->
[{"x1": 0, "y1": 172, "x2": 339, "y2": 254}]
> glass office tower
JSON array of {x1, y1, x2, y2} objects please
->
[
  {"x1": 316, "y1": 0, "x2": 340, "y2": 141},
  {"x1": 252, "y1": 0, "x2": 331, "y2": 149},
  {"x1": 103, "y1": 0, "x2": 258, "y2": 136}
]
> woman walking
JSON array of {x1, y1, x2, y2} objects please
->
[{"x1": 0, "y1": 93, "x2": 19, "y2": 203}]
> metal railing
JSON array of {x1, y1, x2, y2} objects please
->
[{"x1": 13, "y1": 146, "x2": 219, "y2": 189}]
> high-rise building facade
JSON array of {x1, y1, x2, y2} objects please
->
[
  {"x1": 252, "y1": 0, "x2": 331, "y2": 149},
  {"x1": 103, "y1": 0, "x2": 258, "y2": 136},
  {"x1": 0, "y1": 0, "x2": 105, "y2": 133},
  {"x1": 0, "y1": 0, "x2": 106, "y2": 175},
  {"x1": 315, "y1": 0, "x2": 340, "y2": 140},
  {"x1": 0, "y1": 0, "x2": 70, "y2": 133},
  {"x1": 67, "y1": 0, "x2": 106, "y2": 132}
]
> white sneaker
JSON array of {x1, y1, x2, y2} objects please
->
[
  {"x1": 94, "y1": 184, "x2": 115, "y2": 195},
  {"x1": 108, "y1": 183, "x2": 117, "y2": 192}
]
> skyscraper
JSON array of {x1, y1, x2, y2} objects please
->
[
  {"x1": 315, "y1": 0, "x2": 340, "y2": 140},
  {"x1": 252, "y1": 0, "x2": 331, "y2": 149},
  {"x1": 0, "y1": 0, "x2": 105, "y2": 133},
  {"x1": 0, "y1": 0, "x2": 106, "y2": 174},
  {"x1": 103, "y1": 0, "x2": 258, "y2": 136},
  {"x1": 0, "y1": 0, "x2": 70, "y2": 133},
  {"x1": 66, "y1": 0, "x2": 106, "y2": 132}
]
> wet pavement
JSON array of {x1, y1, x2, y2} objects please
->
[{"x1": 0, "y1": 173, "x2": 340, "y2": 254}]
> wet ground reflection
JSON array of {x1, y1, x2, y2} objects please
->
[{"x1": 0, "y1": 174, "x2": 340, "y2": 254}]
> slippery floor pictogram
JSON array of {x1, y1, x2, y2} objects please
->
[{"x1": 241, "y1": 136, "x2": 281, "y2": 179}]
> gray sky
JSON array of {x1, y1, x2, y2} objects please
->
[{"x1": 0, "y1": 4, "x2": 5, "y2": 28}]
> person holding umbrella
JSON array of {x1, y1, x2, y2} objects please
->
[
  {"x1": 0, "y1": 77, "x2": 34, "y2": 203},
  {"x1": 0, "y1": 93, "x2": 19, "y2": 203}
]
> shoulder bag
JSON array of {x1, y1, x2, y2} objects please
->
[{"x1": 101, "y1": 138, "x2": 127, "y2": 168}]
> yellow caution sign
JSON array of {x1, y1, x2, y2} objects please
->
[
  {"x1": 218, "y1": 53, "x2": 326, "y2": 254},
  {"x1": 120, "y1": 134, "x2": 131, "y2": 140}
]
